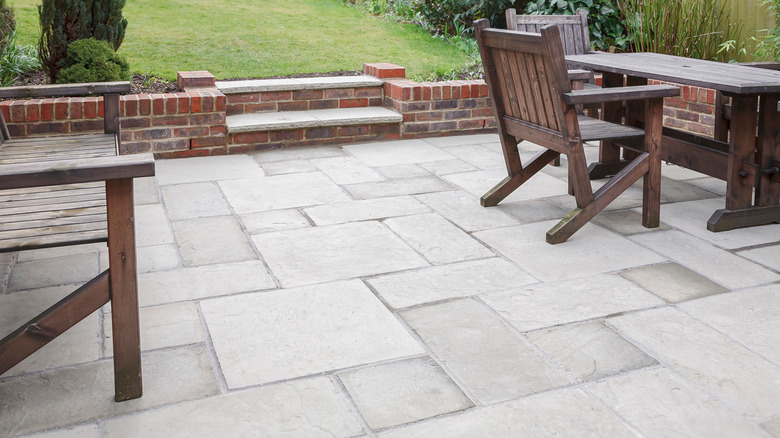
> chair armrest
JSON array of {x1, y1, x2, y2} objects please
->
[
  {"x1": 0, "y1": 82, "x2": 130, "y2": 99},
  {"x1": 563, "y1": 84, "x2": 679, "y2": 105},
  {"x1": 0, "y1": 153, "x2": 155, "y2": 190},
  {"x1": 568, "y1": 69, "x2": 592, "y2": 81}
]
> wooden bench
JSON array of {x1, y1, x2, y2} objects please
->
[{"x1": 0, "y1": 82, "x2": 155, "y2": 402}]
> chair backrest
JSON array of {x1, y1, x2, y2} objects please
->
[
  {"x1": 474, "y1": 19, "x2": 578, "y2": 149},
  {"x1": 506, "y1": 8, "x2": 591, "y2": 56}
]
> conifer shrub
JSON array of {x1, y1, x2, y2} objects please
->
[
  {"x1": 56, "y1": 38, "x2": 129, "y2": 83},
  {"x1": 38, "y1": 0, "x2": 128, "y2": 82}
]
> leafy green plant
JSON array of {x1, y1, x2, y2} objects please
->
[
  {"x1": 0, "y1": 30, "x2": 39, "y2": 86},
  {"x1": 619, "y1": 0, "x2": 744, "y2": 62},
  {"x1": 412, "y1": 0, "x2": 515, "y2": 36},
  {"x1": 56, "y1": 38, "x2": 129, "y2": 83},
  {"x1": 751, "y1": 0, "x2": 780, "y2": 60},
  {"x1": 524, "y1": 0, "x2": 629, "y2": 51},
  {"x1": 38, "y1": 0, "x2": 128, "y2": 82}
]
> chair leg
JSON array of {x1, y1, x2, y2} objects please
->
[
  {"x1": 482, "y1": 149, "x2": 559, "y2": 207},
  {"x1": 106, "y1": 178, "x2": 143, "y2": 402},
  {"x1": 547, "y1": 152, "x2": 650, "y2": 244}
]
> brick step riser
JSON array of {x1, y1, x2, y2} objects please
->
[{"x1": 226, "y1": 87, "x2": 384, "y2": 116}]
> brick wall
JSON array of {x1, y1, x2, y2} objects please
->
[
  {"x1": 226, "y1": 88, "x2": 384, "y2": 116},
  {"x1": 0, "y1": 88, "x2": 228, "y2": 159},
  {"x1": 652, "y1": 79, "x2": 716, "y2": 137}
]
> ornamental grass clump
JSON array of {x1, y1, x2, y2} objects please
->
[{"x1": 619, "y1": 0, "x2": 744, "y2": 62}]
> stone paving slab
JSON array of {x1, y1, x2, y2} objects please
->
[
  {"x1": 379, "y1": 388, "x2": 636, "y2": 437},
  {"x1": 401, "y1": 299, "x2": 570, "y2": 404},
  {"x1": 304, "y1": 196, "x2": 430, "y2": 226},
  {"x1": 200, "y1": 280, "x2": 424, "y2": 388},
  {"x1": 253, "y1": 221, "x2": 428, "y2": 287},
  {"x1": 587, "y1": 368, "x2": 768, "y2": 437},
  {"x1": 103, "y1": 377, "x2": 364, "y2": 438},
  {"x1": 608, "y1": 307, "x2": 780, "y2": 419},
  {"x1": 220, "y1": 172, "x2": 350, "y2": 214},
  {"x1": 338, "y1": 357, "x2": 474, "y2": 430}
]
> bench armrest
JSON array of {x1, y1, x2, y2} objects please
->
[
  {"x1": 0, "y1": 153, "x2": 155, "y2": 190},
  {"x1": 0, "y1": 82, "x2": 131, "y2": 99},
  {"x1": 563, "y1": 84, "x2": 679, "y2": 105}
]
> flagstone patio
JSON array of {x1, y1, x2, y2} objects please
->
[{"x1": 1, "y1": 134, "x2": 779, "y2": 437}]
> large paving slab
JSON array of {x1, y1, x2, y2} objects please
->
[
  {"x1": 0, "y1": 345, "x2": 219, "y2": 436},
  {"x1": 630, "y1": 230, "x2": 780, "y2": 289},
  {"x1": 155, "y1": 154, "x2": 263, "y2": 185},
  {"x1": 343, "y1": 176, "x2": 455, "y2": 200},
  {"x1": 239, "y1": 209, "x2": 312, "y2": 234},
  {"x1": 134, "y1": 204, "x2": 176, "y2": 247},
  {"x1": 344, "y1": 139, "x2": 455, "y2": 166},
  {"x1": 200, "y1": 280, "x2": 424, "y2": 388},
  {"x1": 618, "y1": 262, "x2": 729, "y2": 303},
  {"x1": 379, "y1": 388, "x2": 636, "y2": 437},
  {"x1": 102, "y1": 377, "x2": 363, "y2": 438},
  {"x1": 474, "y1": 221, "x2": 665, "y2": 281},
  {"x1": 171, "y1": 215, "x2": 257, "y2": 267},
  {"x1": 383, "y1": 213, "x2": 494, "y2": 264},
  {"x1": 415, "y1": 190, "x2": 518, "y2": 232},
  {"x1": 219, "y1": 172, "x2": 350, "y2": 214},
  {"x1": 338, "y1": 357, "x2": 474, "y2": 430},
  {"x1": 252, "y1": 221, "x2": 428, "y2": 287},
  {"x1": 481, "y1": 274, "x2": 664, "y2": 332},
  {"x1": 679, "y1": 284, "x2": 780, "y2": 365},
  {"x1": 401, "y1": 299, "x2": 570, "y2": 404},
  {"x1": 587, "y1": 367, "x2": 768, "y2": 437},
  {"x1": 367, "y1": 258, "x2": 537, "y2": 309},
  {"x1": 608, "y1": 307, "x2": 780, "y2": 419},
  {"x1": 527, "y1": 321, "x2": 657, "y2": 382},
  {"x1": 303, "y1": 196, "x2": 430, "y2": 226},
  {"x1": 138, "y1": 260, "x2": 276, "y2": 306},
  {"x1": 160, "y1": 182, "x2": 232, "y2": 220},
  {"x1": 104, "y1": 302, "x2": 204, "y2": 356},
  {"x1": 311, "y1": 156, "x2": 385, "y2": 184},
  {"x1": 8, "y1": 253, "x2": 98, "y2": 292}
]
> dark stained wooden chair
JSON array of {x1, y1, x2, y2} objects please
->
[
  {"x1": 0, "y1": 82, "x2": 155, "y2": 402},
  {"x1": 474, "y1": 19, "x2": 680, "y2": 243},
  {"x1": 506, "y1": 8, "x2": 591, "y2": 56}
]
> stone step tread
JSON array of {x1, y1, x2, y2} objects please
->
[
  {"x1": 216, "y1": 75, "x2": 383, "y2": 94},
  {"x1": 227, "y1": 107, "x2": 402, "y2": 133}
]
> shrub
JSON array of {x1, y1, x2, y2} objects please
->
[
  {"x1": 0, "y1": 0, "x2": 13, "y2": 55},
  {"x1": 38, "y1": 0, "x2": 128, "y2": 82},
  {"x1": 412, "y1": 0, "x2": 517, "y2": 36},
  {"x1": 56, "y1": 38, "x2": 129, "y2": 84},
  {"x1": 619, "y1": 0, "x2": 744, "y2": 62},
  {"x1": 524, "y1": 0, "x2": 628, "y2": 51},
  {"x1": 0, "y1": 31, "x2": 40, "y2": 86}
]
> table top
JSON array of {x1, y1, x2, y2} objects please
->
[{"x1": 565, "y1": 52, "x2": 780, "y2": 95}]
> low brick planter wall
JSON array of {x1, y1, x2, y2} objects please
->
[
  {"x1": 0, "y1": 68, "x2": 719, "y2": 159},
  {"x1": 0, "y1": 88, "x2": 228, "y2": 159}
]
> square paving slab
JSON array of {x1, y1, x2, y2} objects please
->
[{"x1": 200, "y1": 280, "x2": 424, "y2": 388}]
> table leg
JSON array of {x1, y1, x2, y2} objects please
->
[
  {"x1": 757, "y1": 94, "x2": 780, "y2": 206},
  {"x1": 588, "y1": 72, "x2": 629, "y2": 179},
  {"x1": 707, "y1": 94, "x2": 780, "y2": 230}
]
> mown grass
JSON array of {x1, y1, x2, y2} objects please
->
[{"x1": 8, "y1": 0, "x2": 469, "y2": 80}]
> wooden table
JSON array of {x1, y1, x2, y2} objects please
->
[{"x1": 566, "y1": 52, "x2": 780, "y2": 231}]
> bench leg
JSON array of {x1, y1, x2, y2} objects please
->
[{"x1": 105, "y1": 178, "x2": 142, "y2": 402}]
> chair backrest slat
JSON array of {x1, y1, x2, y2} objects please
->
[
  {"x1": 506, "y1": 8, "x2": 591, "y2": 55},
  {"x1": 476, "y1": 21, "x2": 577, "y2": 144}
]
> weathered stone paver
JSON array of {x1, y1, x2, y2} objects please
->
[
  {"x1": 200, "y1": 280, "x2": 423, "y2": 388},
  {"x1": 3, "y1": 134, "x2": 779, "y2": 437},
  {"x1": 338, "y1": 357, "x2": 474, "y2": 430},
  {"x1": 401, "y1": 299, "x2": 570, "y2": 404}
]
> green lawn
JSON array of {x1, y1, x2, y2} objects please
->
[{"x1": 9, "y1": 0, "x2": 469, "y2": 80}]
